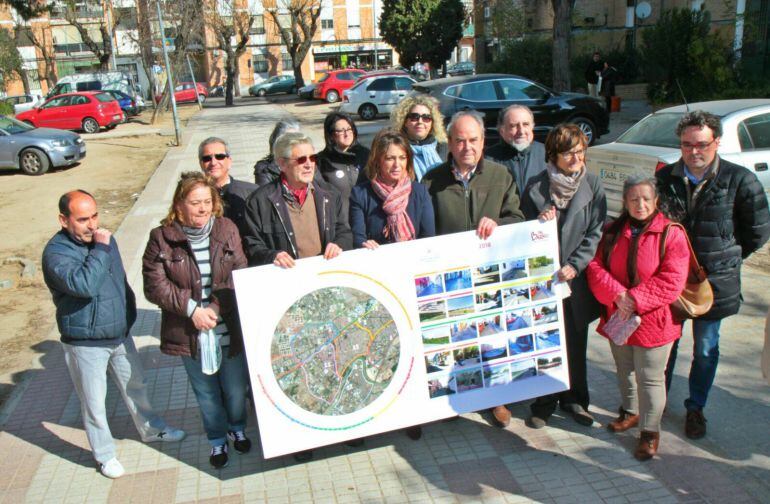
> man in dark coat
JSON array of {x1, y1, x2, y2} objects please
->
[
  {"x1": 657, "y1": 110, "x2": 770, "y2": 439},
  {"x1": 199, "y1": 136, "x2": 258, "y2": 238},
  {"x1": 584, "y1": 51, "x2": 603, "y2": 98},
  {"x1": 485, "y1": 104, "x2": 547, "y2": 195}
]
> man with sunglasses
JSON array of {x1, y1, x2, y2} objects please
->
[
  {"x1": 657, "y1": 110, "x2": 770, "y2": 440},
  {"x1": 199, "y1": 137, "x2": 258, "y2": 238}
]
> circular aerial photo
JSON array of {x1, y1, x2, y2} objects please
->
[{"x1": 271, "y1": 286, "x2": 401, "y2": 416}]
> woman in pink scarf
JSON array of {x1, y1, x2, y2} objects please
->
[{"x1": 349, "y1": 129, "x2": 435, "y2": 250}]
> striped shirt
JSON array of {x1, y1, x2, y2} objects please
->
[{"x1": 190, "y1": 237, "x2": 230, "y2": 347}]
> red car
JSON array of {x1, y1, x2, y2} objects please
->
[
  {"x1": 314, "y1": 69, "x2": 366, "y2": 103},
  {"x1": 156, "y1": 82, "x2": 208, "y2": 104},
  {"x1": 16, "y1": 91, "x2": 124, "y2": 134}
]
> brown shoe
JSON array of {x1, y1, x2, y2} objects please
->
[
  {"x1": 685, "y1": 409, "x2": 707, "y2": 439},
  {"x1": 634, "y1": 430, "x2": 660, "y2": 461},
  {"x1": 491, "y1": 405, "x2": 511, "y2": 427},
  {"x1": 607, "y1": 407, "x2": 640, "y2": 433}
]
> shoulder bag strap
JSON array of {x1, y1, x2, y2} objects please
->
[{"x1": 659, "y1": 222, "x2": 707, "y2": 282}]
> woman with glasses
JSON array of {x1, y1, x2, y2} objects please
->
[
  {"x1": 389, "y1": 95, "x2": 447, "y2": 181},
  {"x1": 520, "y1": 123, "x2": 607, "y2": 430},
  {"x1": 142, "y1": 172, "x2": 250, "y2": 470},
  {"x1": 316, "y1": 112, "x2": 370, "y2": 218}
]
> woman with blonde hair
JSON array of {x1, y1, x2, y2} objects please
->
[
  {"x1": 389, "y1": 94, "x2": 447, "y2": 181},
  {"x1": 142, "y1": 172, "x2": 249, "y2": 470}
]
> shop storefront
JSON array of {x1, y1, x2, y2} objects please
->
[{"x1": 312, "y1": 44, "x2": 393, "y2": 74}]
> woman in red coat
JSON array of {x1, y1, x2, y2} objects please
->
[{"x1": 587, "y1": 175, "x2": 689, "y2": 460}]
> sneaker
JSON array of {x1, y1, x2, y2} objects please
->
[
  {"x1": 685, "y1": 409, "x2": 707, "y2": 439},
  {"x1": 146, "y1": 427, "x2": 186, "y2": 443},
  {"x1": 210, "y1": 443, "x2": 229, "y2": 469},
  {"x1": 227, "y1": 430, "x2": 252, "y2": 454},
  {"x1": 99, "y1": 458, "x2": 125, "y2": 479},
  {"x1": 526, "y1": 415, "x2": 547, "y2": 429}
]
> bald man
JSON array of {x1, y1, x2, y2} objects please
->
[{"x1": 42, "y1": 190, "x2": 184, "y2": 479}]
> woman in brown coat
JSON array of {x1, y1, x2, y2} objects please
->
[{"x1": 142, "y1": 172, "x2": 249, "y2": 470}]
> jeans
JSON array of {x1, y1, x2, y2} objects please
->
[
  {"x1": 181, "y1": 351, "x2": 248, "y2": 446},
  {"x1": 62, "y1": 338, "x2": 166, "y2": 464},
  {"x1": 665, "y1": 318, "x2": 722, "y2": 411}
]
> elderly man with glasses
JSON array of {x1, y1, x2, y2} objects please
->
[
  {"x1": 198, "y1": 136, "x2": 258, "y2": 238},
  {"x1": 657, "y1": 110, "x2": 770, "y2": 440}
]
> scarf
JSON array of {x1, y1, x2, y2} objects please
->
[
  {"x1": 371, "y1": 176, "x2": 415, "y2": 242},
  {"x1": 546, "y1": 161, "x2": 586, "y2": 210},
  {"x1": 280, "y1": 173, "x2": 309, "y2": 207},
  {"x1": 181, "y1": 216, "x2": 214, "y2": 245},
  {"x1": 410, "y1": 136, "x2": 443, "y2": 181}
]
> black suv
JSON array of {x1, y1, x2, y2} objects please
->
[{"x1": 411, "y1": 73, "x2": 609, "y2": 144}]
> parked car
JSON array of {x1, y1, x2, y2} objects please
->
[
  {"x1": 155, "y1": 82, "x2": 208, "y2": 104},
  {"x1": 298, "y1": 82, "x2": 316, "y2": 100},
  {"x1": 447, "y1": 61, "x2": 475, "y2": 77},
  {"x1": 249, "y1": 75, "x2": 297, "y2": 97},
  {"x1": 2, "y1": 94, "x2": 43, "y2": 114},
  {"x1": 0, "y1": 114, "x2": 85, "y2": 175},
  {"x1": 355, "y1": 69, "x2": 410, "y2": 82},
  {"x1": 48, "y1": 71, "x2": 137, "y2": 100},
  {"x1": 313, "y1": 69, "x2": 366, "y2": 103},
  {"x1": 411, "y1": 74, "x2": 609, "y2": 145},
  {"x1": 340, "y1": 74, "x2": 417, "y2": 121},
  {"x1": 587, "y1": 99, "x2": 770, "y2": 217},
  {"x1": 104, "y1": 89, "x2": 142, "y2": 117},
  {"x1": 16, "y1": 91, "x2": 124, "y2": 134},
  {"x1": 208, "y1": 85, "x2": 224, "y2": 97}
]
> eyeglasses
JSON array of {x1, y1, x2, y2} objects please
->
[
  {"x1": 200, "y1": 153, "x2": 229, "y2": 162},
  {"x1": 680, "y1": 139, "x2": 716, "y2": 151},
  {"x1": 406, "y1": 113, "x2": 433, "y2": 123},
  {"x1": 333, "y1": 127, "x2": 353, "y2": 134},
  {"x1": 559, "y1": 149, "x2": 585, "y2": 160},
  {"x1": 284, "y1": 154, "x2": 318, "y2": 164}
]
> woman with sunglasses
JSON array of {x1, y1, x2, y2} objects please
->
[
  {"x1": 389, "y1": 95, "x2": 447, "y2": 181},
  {"x1": 520, "y1": 123, "x2": 607, "y2": 430},
  {"x1": 316, "y1": 112, "x2": 370, "y2": 219}
]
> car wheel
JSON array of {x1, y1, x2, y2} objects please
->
[
  {"x1": 359, "y1": 103, "x2": 378, "y2": 121},
  {"x1": 19, "y1": 148, "x2": 50, "y2": 175},
  {"x1": 326, "y1": 90, "x2": 340, "y2": 103},
  {"x1": 257, "y1": 89, "x2": 266, "y2": 97},
  {"x1": 197, "y1": 94, "x2": 206, "y2": 103},
  {"x1": 82, "y1": 117, "x2": 100, "y2": 134},
  {"x1": 571, "y1": 116, "x2": 596, "y2": 145}
]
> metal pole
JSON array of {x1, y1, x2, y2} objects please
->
[
  {"x1": 186, "y1": 53, "x2": 202, "y2": 110},
  {"x1": 156, "y1": 0, "x2": 181, "y2": 146},
  {"x1": 372, "y1": 0, "x2": 378, "y2": 69}
]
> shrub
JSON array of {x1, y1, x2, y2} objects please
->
[
  {"x1": 0, "y1": 100, "x2": 13, "y2": 116},
  {"x1": 481, "y1": 37, "x2": 554, "y2": 87}
]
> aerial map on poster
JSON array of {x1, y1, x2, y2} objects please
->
[{"x1": 234, "y1": 219, "x2": 570, "y2": 458}]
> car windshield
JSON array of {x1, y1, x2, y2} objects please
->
[
  {"x1": 616, "y1": 112, "x2": 689, "y2": 148},
  {"x1": 0, "y1": 115, "x2": 35, "y2": 134},
  {"x1": 94, "y1": 92, "x2": 115, "y2": 102}
]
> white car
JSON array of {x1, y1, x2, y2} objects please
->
[
  {"x1": 2, "y1": 94, "x2": 43, "y2": 114},
  {"x1": 339, "y1": 74, "x2": 416, "y2": 121},
  {"x1": 587, "y1": 99, "x2": 770, "y2": 217}
]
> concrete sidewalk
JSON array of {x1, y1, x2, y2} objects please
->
[{"x1": 1, "y1": 99, "x2": 769, "y2": 504}]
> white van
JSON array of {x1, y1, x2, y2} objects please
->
[{"x1": 48, "y1": 71, "x2": 137, "y2": 99}]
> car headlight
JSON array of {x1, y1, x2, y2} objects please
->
[
  {"x1": 51, "y1": 139, "x2": 72, "y2": 147},
  {"x1": 74, "y1": 137, "x2": 84, "y2": 144}
]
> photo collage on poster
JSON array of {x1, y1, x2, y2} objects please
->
[{"x1": 418, "y1": 255, "x2": 565, "y2": 399}]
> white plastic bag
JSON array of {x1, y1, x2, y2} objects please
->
[{"x1": 199, "y1": 328, "x2": 222, "y2": 375}]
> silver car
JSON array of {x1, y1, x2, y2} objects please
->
[
  {"x1": 587, "y1": 99, "x2": 770, "y2": 217},
  {"x1": 0, "y1": 115, "x2": 86, "y2": 175},
  {"x1": 2, "y1": 94, "x2": 43, "y2": 114}
]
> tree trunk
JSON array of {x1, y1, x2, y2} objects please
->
[
  {"x1": 293, "y1": 64, "x2": 305, "y2": 88},
  {"x1": 551, "y1": 0, "x2": 572, "y2": 92},
  {"x1": 225, "y1": 63, "x2": 236, "y2": 106}
]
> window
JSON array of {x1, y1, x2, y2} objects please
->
[
  {"x1": 43, "y1": 96, "x2": 71, "y2": 108},
  {"x1": 740, "y1": 113, "x2": 770, "y2": 150},
  {"x1": 367, "y1": 77, "x2": 395, "y2": 92},
  {"x1": 321, "y1": 19, "x2": 333, "y2": 29},
  {"x1": 282, "y1": 53, "x2": 292, "y2": 71},
  {"x1": 75, "y1": 81, "x2": 101, "y2": 91},
  {"x1": 250, "y1": 16, "x2": 265, "y2": 35},
  {"x1": 71, "y1": 95, "x2": 90, "y2": 105},
  {"x1": 497, "y1": 79, "x2": 548, "y2": 101},
  {"x1": 395, "y1": 77, "x2": 414, "y2": 91},
  {"x1": 449, "y1": 81, "x2": 497, "y2": 101},
  {"x1": 253, "y1": 53, "x2": 268, "y2": 73}
]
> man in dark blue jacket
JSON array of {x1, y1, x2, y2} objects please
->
[{"x1": 42, "y1": 190, "x2": 185, "y2": 479}]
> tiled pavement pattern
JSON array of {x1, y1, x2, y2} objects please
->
[{"x1": 2, "y1": 99, "x2": 769, "y2": 503}]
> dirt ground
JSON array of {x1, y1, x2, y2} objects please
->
[{"x1": 0, "y1": 104, "x2": 201, "y2": 407}]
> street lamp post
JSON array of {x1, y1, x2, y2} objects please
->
[
  {"x1": 372, "y1": 0, "x2": 378, "y2": 69},
  {"x1": 156, "y1": 0, "x2": 181, "y2": 146}
]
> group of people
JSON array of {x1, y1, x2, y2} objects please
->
[
  {"x1": 42, "y1": 92, "x2": 770, "y2": 478},
  {"x1": 585, "y1": 51, "x2": 618, "y2": 111}
]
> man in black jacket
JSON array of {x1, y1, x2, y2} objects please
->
[
  {"x1": 657, "y1": 110, "x2": 770, "y2": 439},
  {"x1": 242, "y1": 132, "x2": 352, "y2": 269},
  {"x1": 199, "y1": 137, "x2": 258, "y2": 238}
]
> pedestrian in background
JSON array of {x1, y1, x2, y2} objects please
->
[
  {"x1": 522, "y1": 123, "x2": 607, "y2": 429},
  {"x1": 584, "y1": 51, "x2": 604, "y2": 98},
  {"x1": 254, "y1": 119, "x2": 301, "y2": 186},
  {"x1": 142, "y1": 172, "x2": 250, "y2": 470},
  {"x1": 600, "y1": 62, "x2": 619, "y2": 112},
  {"x1": 389, "y1": 95, "x2": 447, "y2": 181},
  {"x1": 587, "y1": 176, "x2": 689, "y2": 460}
]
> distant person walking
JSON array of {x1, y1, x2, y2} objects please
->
[
  {"x1": 585, "y1": 51, "x2": 603, "y2": 98},
  {"x1": 600, "y1": 62, "x2": 619, "y2": 112}
]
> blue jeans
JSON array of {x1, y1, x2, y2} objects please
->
[
  {"x1": 181, "y1": 352, "x2": 248, "y2": 446},
  {"x1": 665, "y1": 318, "x2": 722, "y2": 411}
]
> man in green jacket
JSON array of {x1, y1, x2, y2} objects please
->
[{"x1": 421, "y1": 110, "x2": 525, "y2": 427}]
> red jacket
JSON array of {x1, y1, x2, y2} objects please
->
[{"x1": 587, "y1": 212, "x2": 690, "y2": 347}]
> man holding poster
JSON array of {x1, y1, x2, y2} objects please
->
[{"x1": 422, "y1": 110, "x2": 525, "y2": 427}]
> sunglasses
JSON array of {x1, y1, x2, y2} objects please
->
[
  {"x1": 284, "y1": 154, "x2": 318, "y2": 164},
  {"x1": 200, "y1": 153, "x2": 229, "y2": 162},
  {"x1": 406, "y1": 113, "x2": 433, "y2": 123}
]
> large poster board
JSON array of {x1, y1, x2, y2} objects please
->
[{"x1": 233, "y1": 219, "x2": 570, "y2": 458}]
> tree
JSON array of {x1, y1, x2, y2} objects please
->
[
  {"x1": 551, "y1": 0, "x2": 573, "y2": 91},
  {"x1": 59, "y1": 0, "x2": 120, "y2": 71},
  {"x1": 267, "y1": 0, "x2": 321, "y2": 88},
  {"x1": 0, "y1": 28, "x2": 23, "y2": 93},
  {"x1": 204, "y1": 0, "x2": 255, "y2": 106},
  {"x1": 380, "y1": 0, "x2": 465, "y2": 71}
]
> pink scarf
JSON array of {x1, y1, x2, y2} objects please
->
[{"x1": 371, "y1": 176, "x2": 415, "y2": 242}]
